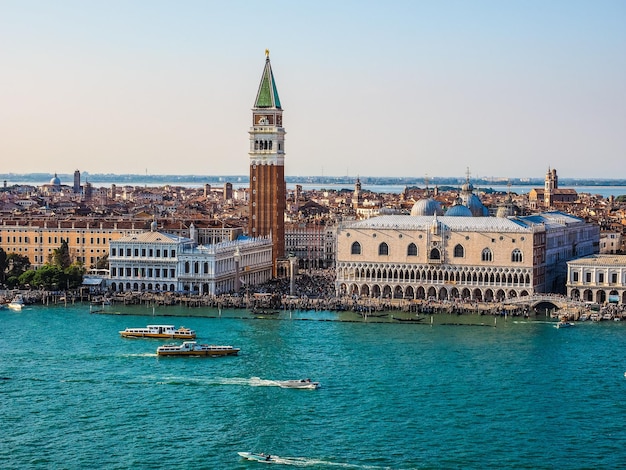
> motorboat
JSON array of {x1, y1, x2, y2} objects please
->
[
  {"x1": 277, "y1": 378, "x2": 319, "y2": 389},
  {"x1": 8, "y1": 295, "x2": 25, "y2": 311},
  {"x1": 119, "y1": 325, "x2": 196, "y2": 339},
  {"x1": 556, "y1": 320, "x2": 575, "y2": 329},
  {"x1": 238, "y1": 452, "x2": 282, "y2": 463},
  {"x1": 156, "y1": 341, "x2": 240, "y2": 357}
]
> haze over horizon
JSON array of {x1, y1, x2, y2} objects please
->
[{"x1": 1, "y1": 1, "x2": 624, "y2": 179}]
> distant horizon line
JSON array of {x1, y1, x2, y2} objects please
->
[{"x1": 2, "y1": 172, "x2": 626, "y2": 187}]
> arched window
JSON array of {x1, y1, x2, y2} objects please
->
[
  {"x1": 185, "y1": 261, "x2": 190, "y2": 273},
  {"x1": 407, "y1": 243, "x2": 417, "y2": 256},
  {"x1": 481, "y1": 248, "x2": 493, "y2": 262},
  {"x1": 351, "y1": 241, "x2": 361, "y2": 255},
  {"x1": 454, "y1": 244, "x2": 464, "y2": 258},
  {"x1": 511, "y1": 249, "x2": 523, "y2": 262},
  {"x1": 379, "y1": 242, "x2": 389, "y2": 256},
  {"x1": 430, "y1": 248, "x2": 441, "y2": 260}
]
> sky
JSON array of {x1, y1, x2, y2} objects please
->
[{"x1": 1, "y1": 0, "x2": 625, "y2": 180}]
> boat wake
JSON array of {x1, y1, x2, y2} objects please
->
[
  {"x1": 219, "y1": 376, "x2": 282, "y2": 387},
  {"x1": 239, "y1": 452, "x2": 391, "y2": 468},
  {"x1": 121, "y1": 353, "x2": 157, "y2": 358}
]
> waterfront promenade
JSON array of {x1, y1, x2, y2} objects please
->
[{"x1": 3, "y1": 269, "x2": 625, "y2": 321}]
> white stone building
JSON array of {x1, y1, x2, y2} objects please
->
[
  {"x1": 335, "y1": 211, "x2": 599, "y2": 300},
  {"x1": 108, "y1": 224, "x2": 272, "y2": 295},
  {"x1": 567, "y1": 254, "x2": 626, "y2": 304}
]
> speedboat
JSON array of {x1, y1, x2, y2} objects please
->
[
  {"x1": 156, "y1": 341, "x2": 240, "y2": 357},
  {"x1": 277, "y1": 379, "x2": 319, "y2": 389},
  {"x1": 238, "y1": 452, "x2": 279, "y2": 463},
  {"x1": 556, "y1": 320, "x2": 575, "y2": 329},
  {"x1": 8, "y1": 295, "x2": 24, "y2": 311},
  {"x1": 119, "y1": 325, "x2": 196, "y2": 339}
]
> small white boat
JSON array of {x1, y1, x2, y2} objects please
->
[
  {"x1": 277, "y1": 379, "x2": 319, "y2": 389},
  {"x1": 238, "y1": 452, "x2": 277, "y2": 463},
  {"x1": 156, "y1": 341, "x2": 240, "y2": 357},
  {"x1": 7, "y1": 295, "x2": 24, "y2": 311},
  {"x1": 556, "y1": 320, "x2": 575, "y2": 329},
  {"x1": 120, "y1": 325, "x2": 196, "y2": 339}
]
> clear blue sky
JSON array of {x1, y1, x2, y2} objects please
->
[{"x1": 1, "y1": 0, "x2": 624, "y2": 179}]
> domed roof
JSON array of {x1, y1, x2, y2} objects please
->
[
  {"x1": 460, "y1": 193, "x2": 489, "y2": 217},
  {"x1": 410, "y1": 198, "x2": 443, "y2": 216},
  {"x1": 446, "y1": 204, "x2": 473, "y2": 217},
  {"x1": 50, "y1": 173, "x2": 61, "y2": 186}
]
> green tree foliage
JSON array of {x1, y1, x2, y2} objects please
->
[
  {"x1": 49, "y1": 240, "x2": 72, "y2": 269},
  {"x1": 32, "y1": 265, "x2": 64, "y2": 290},
  {"x1": 65, "y1": 263, "x2": 86, "y2": 289},
  {"x1": 0, "y1": 247, "x2": 7, "y2": 284},
  {"x1": 6, "y1": 253, "x2": 31, "y2": 278},
  {"x1": 18, "y1": 270, "x2": 36, "y2": 287}
]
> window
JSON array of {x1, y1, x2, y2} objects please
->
[
  {"x1": 586, "y1": 273, "x2": 592, "y2": 283},
  {"x1": 599, "y1": 273, "x2": 604, "y2": 283},
  {"x1": 511, "y1": 249, "x2": 523, "y2": 263},
  {"x1": 351, "y1": 242, "x2": 361, "y2": 255},
  {"x1": 573, "y1": 272, "x2": 579, "y2": 282},
  {"x1": 612, "y1": 273, "x2": 618, "y2": 283},
  {"x1": 481, "y1": 248, "x2": 493, "y2": 262},
  {"x1": 111, "y1": 248, "x2": 116, "y2": 256},
  {"x1": 429, "y1": 248, "x2": 441, "y2": 260},
  {"x1": 453, "y1": 244, "x2": 464, "y2": 258},
  {"x1": 378, "y1": 242, "x2": 389, "y2": 256},
  {"x1": 407, "y1": 243, "x2": 417, "y2": 256}
]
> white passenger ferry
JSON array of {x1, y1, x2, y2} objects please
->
[
  {"x1": 156, "y1": 341, "x2": 240, "y2": 357},
  {"x1": 119, "y1": 325, "x2": 196, "y2": 339}
]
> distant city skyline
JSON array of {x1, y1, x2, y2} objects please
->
[{"x1": 1, "y1": 1, "x2": 624, "y2": 179}]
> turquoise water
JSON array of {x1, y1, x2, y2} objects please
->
[{"x1": 2, "y1": 304, "x2": 626, "y2": 469}]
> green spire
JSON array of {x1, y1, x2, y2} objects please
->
[{"x1": 254, "y1": 51, "x2": 281, "y2": 109}]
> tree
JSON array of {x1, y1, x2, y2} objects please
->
[
  {"x1": 6, "y1": 253, "x2": 31, "y2": 278},
  {"x1": 33, "y1": 265, "x2": 64, "y2": 290},
  {"x1": 65, "y1": 263, "x2": 86, "y2": 289},
  {"x1": 49, "y1": 240, "x2": 72, "y2": 269},
  {"x1": 18, "y1": 270, "x2": 36, "y2": 287},
  {"x1": 0, "y1": 247, "x2": 7, "y2": 284}
]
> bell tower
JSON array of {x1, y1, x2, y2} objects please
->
[{"x1": 249, "y1": 50, "x2": 286, "y2": 276}]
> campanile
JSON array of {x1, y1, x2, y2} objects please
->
[{"x1": 249, "y1": 50, "x2": 286, "y2": 275}]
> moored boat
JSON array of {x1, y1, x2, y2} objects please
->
[
  {"x1": 277, "y1": 378, "x2": 319, "y2": 389},
  {"x1": 8, "y1": 295, "x2": 25, "y2": 311},
  {"x1": 156, "y1": 341, "x2": 240, "y2": 357},
  {"x1": 119, "y1": 325, "x2": 196, "y2": 339}
]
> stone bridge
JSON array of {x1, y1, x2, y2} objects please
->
[{"x1": 503, "y1": 294, "x2": 585, "y2": 311}]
